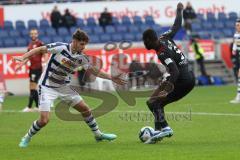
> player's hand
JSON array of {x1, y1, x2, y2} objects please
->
[
  {"x1": 12, "y1": 56, "x2": 24, "y2": 62},
  {"x1": 177, "y1": 2, "x2": 184, "y2": 10}
]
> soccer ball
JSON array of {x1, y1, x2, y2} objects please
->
[{"x1": 138, "y1": 126, "x2": 155, "y2": 142}]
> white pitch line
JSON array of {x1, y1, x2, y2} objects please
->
[{"x1": 1, "y1": 110, "x2": 240, "y2": 117}]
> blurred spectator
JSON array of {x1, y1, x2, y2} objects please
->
[
  {"x1": 50, "y1": 6, "x2": 62, "y2": 32},
  {"x1": 183, "y1": 2, "x2": 196, "y2": 34},
  {"x1": 190, "y1": 37, "x2": 207, "y2": 76},
  {"x1": 99, "y1": 7, "x2": 112, "y2": 31},
  {"x1": 62, "y1": 8, "x2": 76, "y2": 30},
  {"x1": 128, "y1": 58, "x2": 145, "y2": 89}
]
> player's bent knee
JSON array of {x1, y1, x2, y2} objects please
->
[{"x1": 38, "y1": 118, "x2": 49, "y2": 127}]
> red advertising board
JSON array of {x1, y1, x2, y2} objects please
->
[{"x1": 0, "y1": 6, "x2": 3, "y2": 27}]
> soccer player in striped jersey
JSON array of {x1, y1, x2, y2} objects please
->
[
  {"x1": 230, "y1": 19, "x2": 240, "y2": 103},
  {"x1": 13, "y1": 29, "x2": 126, "y2": 148}
]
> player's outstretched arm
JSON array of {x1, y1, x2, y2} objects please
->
[
  {"x1": 88, "y1": 66, "x2": 127, "y2": 85},
  {"x1": 12, "y1": 46, "x2": 48, "y2": 63},
  {"x1": 160, "y1": 2, "x2": 183, "y2": 39}
]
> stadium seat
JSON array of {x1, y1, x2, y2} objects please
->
[
  {"x1": 52, "y1": 36, "x2": 64, "y2": 42},
  {"x1": 211, "y1": 30, "x2": 224, "y2": 39},
  {"x1": 225, "y1": 20, "x2": 235, "y2": 29},
  {"x1": 139, "y1": 24, "x2": 151, "y2": 32},
  {"x1": 133, "y1": 16, "x2": 143, "y2": 25},
  {"x1": 222, "y1": 29, "x2": 233, "y2": 38},
  {"x1": 128, "y1": 25, "x2": 139, "y2": 33},
  {"x1": 58, "y1": 27, "x2": 69, "y2": 36},
  {"x1": 76, "y1": 18, "x2": 85, "y2": 27},
  {"x1": 28, "y1": 20, "x2": 38, "y2": 29},
  {"x1": 174, "y1": 28, "x2": 186, "y2": 40},
  {"x1": 89, "y1": 35, "x2": 100, "y2": 43},
  {"x1": 105, "y1": 26, "x2": 115, "y2": 34},
  {"x1": 16, "y1": 38, "x2": 28, "y2": 47},
  {"x1": 134, "y1": 33, "x2": 142, "y2": 41},
  {"x1": 39, "y1": 19, "x2": 50, "y2": 29},
  {"x1": 86, "y1": 17, "x2": 97, "y2": 27},
  {"x1": 9, "y1": 30, "x2": 20, "y2": 38},
  {"x1": 3, "y1": 38, "x2": 15, "y2": 47},
  {"x1": 213, "y1": 21, "x2": 224, "y2": 30},
  {"x1": 70, "y1": 26, "x2": 78, "y2": 34},
  {"x1": 229, "y1": 12, "x2": 238, "y2": 21},
  {"x1": 218, "y1": 12, "x2": 227, "y2": 21},
  {"x1": 111, "y1": 34, "x2": 123, "y2": 42},
  {"x1": 0, "y1": 40, "x2": 3, "y2": 48},
  {"x1": 20, "y1": 29, "x2": 29, "y2": 38},
  {"x1": 198, "y1": 31, "x2": 211, "y2": 39},
  {"x1": 202, "y1": 21, "x2": 213, "y2": 30},
  {"x1": 112, "y1": 17, "x2": 120, "y2": 25},
  {"x1": 38, "y1": 29, "x2": 45, "y2": 37},
  {"x1": 4, "y1": 21, "x2": 14, "y2": 30},
  {"x1": 145, "y1": 15, "x2": 155, "y2": 25},
  {"x1": 93, "y1": 26, "x2": 104, "y2": 35},
  {"x1": 41, "y1": 37, "x2": 52, "y2": 44},
  {"x1": 212, "y1": 76, "x2": 224, "y2": 85},
  {"x1": 16, "y1": 20, "x2": 26, "y2": 31},
  {"x1": 191, "y1": 22, "x2": 202, "y2": 32},
  {"x1": 116, "y1": 25, "x2": 127, "y2": 33},
  {"x1": 196, "y1": 13, "x2": 204, "y2": 22},
  {"x1": 82, "y1": 26, "x2": 92, "y2": 35},
  {"x1": 151, "y1": 24, "x2": 161, "y2": 34},
  {"x1": 99, "y1": 34, "x2": 111, "y2": 43},
  {"x1": 122, "y1": 16, "x2": 132, "y2": 26},
  {"x1": 64, "y1": 36, "x2": 72, "y2": 43},
  {"x1": 45, "y1": 28, "x2": 57, "y2": 36},
  {"x1": 123, "y1": 33, "x2": 135, "y2": 41},
  {"x1": 206, "y1": 12, "x2": 216, "y2": 22},
  {"x1": 197, "y1": 75, "x2": 211, "y2": 85},
  {"x1": 0, "y1": 30, "x2": 8, "y2": 38}
]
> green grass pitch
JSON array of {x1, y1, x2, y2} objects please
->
[{"x1": 1, "y1": 85, "x2": 240, "y2": 160}]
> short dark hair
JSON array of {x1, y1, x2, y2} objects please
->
[
  {"x1": 142, "y1": 28, "x2": 158, "y2": 50},
  {"x1": 72, "y1": 28, "x2": 89, "y2": 43},
  {"x1": 236, "y1": 19, "x2": 240, "y2": 23}
]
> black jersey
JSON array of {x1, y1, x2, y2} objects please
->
[{"x1": 156, "y1": 8, "x2": 189, "y2": 84}]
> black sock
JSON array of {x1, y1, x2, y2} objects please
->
[
  {"x1": 154, "y1": 104, "x2": 168, "y2": 130},
  {"x1": 27, "y1": 90, "x2": 34, "y2": 108},
  {"x1": 33, "y1": 90, "x2": 39, "y2": 108}
]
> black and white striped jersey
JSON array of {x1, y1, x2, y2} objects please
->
[{"x1": 38, "y1": 42, "x2": 90, "y2": 88}]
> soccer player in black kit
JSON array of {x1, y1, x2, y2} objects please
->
[{"x1": 142, "y1": 2, "x2": 195, "y2": 144}]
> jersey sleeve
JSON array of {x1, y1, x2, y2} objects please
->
[
  {"x1": 81, "y1": 54, "x2": 92, "y2": 70},
  {"x1": 45, "y1": 42, "x2": 65, "y2": 54}
]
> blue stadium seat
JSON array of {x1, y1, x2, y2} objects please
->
[
  {"x1": 222, "y1": 29, "x2": 233, "y2": 38},
  {"x1": 81, "y1": 26, "x2": 92, "y2": 35},
  {"x1": 112, "y1": 17, "x2": 120, "y2": 25},
  {"x1": 0, "y1": 40, "x2": 3, "y2": 48},
  {"x1": 139, "y1": 24, "x2": 151, "y2": 32},
  {"x1": 93, "y1": 26, "x2": 104, "y2": 34},
  {"x1": 198, "y1": 31, "x2": 211, "y2": 39},
  {"x1": 39, "y1": 19, "x2": 50, "y2": 29},
  {"x1": 45, "y1": 28, "x2": 57, "y2": 36},
  {"x1": 122, "y1": 16, "x2": 132, "y2": 26},
  {"x1": 0, "y1": 30, "x2": 8, "y2": 38},
  {"x1": 212, "y1": 76, "x2": 224, "y2": 85},
  {"x1": 116, "y1": 25, "x2": 127, "y2": 33},
  {"x1": 89, "y1": 35, "x2": 100, "y2": 43},
  {"x1": 4, "y1": 21, "x2": 14, "y2": 30},
  {"x1": 145, "y1": 15, "x2": 155, "y2": 25},
  {"x1": 64, "y1": 36, "x2": 72, "y2": 43},
  {"x1": 16, "y1": 38, "x2": 27, "y2": 47},
  {"x1": 151, "y1": 24, "x2": 161, "y2": 34},
  {"x1": 111, "y1": 34, "x2": 123, "y2": 42},
  {"x1": 229, "y1": 12, "x2": 238, "y2": 21},
  {"x1": 70, "y1": 26, "x2": 78, "y2": 34},
  {"x1": 211, "y1": 30, "x2": 224, "y2": 39},
  {"x1": 86, "y1": 17, "x2": 97, "y2": 27},
  {"x1": 202, "y1": 21, "x2": 213, "y2": 30},
  {"x1": 52, "y1": 36, "x2": 64, "y2": 42},
  {"x1": 99, "y1": 34, "x2": 111, "y2": 43},
  {"x1": 135, "y1": 33, "x2": 142, "y2": 41},
  {"x1": 9, "y1": 30, "x2": 20, "y2": 38},
  {"x1": 16, "y1": 20, "x2": 26, "y2": 31},
  {"x1": 133, "y1": 16, "x2": 143, "y2": 25},
  {"x1": 76, "y1": 18, "x2": 85, "y2": 27},
  {"x1": 123, "y1": 33, "x2": 135, "y2": 41},
  {"x1": 41, "y1": 37, "x2": 52, "y2": 44},
  {"x1": 20, "y1": 29, "x2": 29, "y2": 38},
  {"x1": 105, "y1": 26, "x2": 115, "y2": 34},
  {"x1": 191, "y1": 22, "x2": 202, "y2": 32},
  {"x1": 28, "y1": 20, "x2": 38, "y2": 29},
  {"x1": 128, "y1": 25, "x2": 139, "y2": 33},
  {"x1": 58, "y1": 27, "x2": 69, "y2": 36},
  {"x1": 197, "y1": 75, "x2": 211, "y2": 85},
  {"x1": 206, "y1": 12, "x2": 216, "y2": 22},
  {"x1": 38, "y1": 29, "x2": 45, "y2": 37},
  {"x1": 3, "y1": 38, "x2": 15, "y2": 47},
  {"x1": 173, "y1": 28, "x2": 186, "y2": 40},
  {"x1": 213, "y1": 21, "x2": 224, "y2": 29},
  {"x1": 218, "y1": 12, "x2": 227, "y2": 21},
  {"x1": 225, "y1": 20, "x2": 235, "y2": 29},
  {"x1": 196, "y1": 13, "x2": 204, "y2": 22}
]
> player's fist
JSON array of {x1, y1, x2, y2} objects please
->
[{"x1": 177, "y1": 2, "x2": 184, "y2": 10}]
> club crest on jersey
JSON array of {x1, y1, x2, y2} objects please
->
[{"x1": 61, "y1": 58, "x2": 75, "y2": 68}]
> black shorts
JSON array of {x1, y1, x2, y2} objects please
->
[
  {"x1": 29, "y1": 69, "x2": 42, "y2": 83},
  {"x1": 160, "y1": 71, "x2": 195, "y2": 107}
]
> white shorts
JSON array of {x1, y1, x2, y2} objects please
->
[{"x1": 38, "y1": 85, "x2": 83, "y2": 112}]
